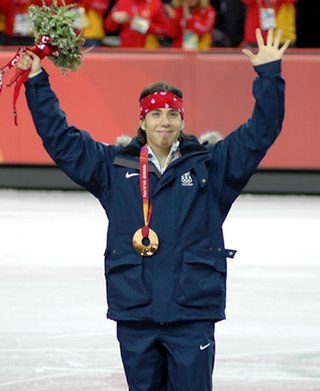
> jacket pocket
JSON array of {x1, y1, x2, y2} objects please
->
[
  {"x1": 105, "y1": 251, "x2": 152, "y2": 312},
  {"x1": 176, "y1": 252, "x2": 226, "y2": 308}
]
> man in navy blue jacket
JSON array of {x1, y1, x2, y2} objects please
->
[{"x1": 18, "y1": 28, "x2": 290, "y2": 391}]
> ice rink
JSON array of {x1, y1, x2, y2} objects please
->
[{"x1": 0, "y1": 189, "x2": 319, "y2": 390}]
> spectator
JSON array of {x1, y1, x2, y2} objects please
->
[
  {"x1": 0, "y1": 0, "x2": 78, "y2": 46},
  {"x1": 166, "y1": 0, "x2": 216, "y2": 49},
  {"x1": 212, "y1": 0, "x2": 246, "y2": 47},
  {"x1": 0, "y1": 0, "x2": 37, "y2": 46},
  {"x1": 104, "y1": 0, "x2": 169, "y2": 48},
  {"x1": 101, "y1": 0, "x2": 122, "y2": 46},
  {"x1": 80, "y1": 0, "x2": 109, "y2": 47},
  {"x1": 0, "y1": 11, "x2": 4, "y2": 45},
  {"x1": 241, "y1": 0, "x2": 297, "y2": 47}
]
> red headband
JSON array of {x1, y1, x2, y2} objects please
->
[{"x1": 140, "y1": 91, "x2": 184, "y2": 119}]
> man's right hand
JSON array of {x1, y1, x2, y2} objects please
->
[{"x1": 17, "y1": 51, "x2": 42, "y2": 77}]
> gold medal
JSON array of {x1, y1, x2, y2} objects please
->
[
  {"x1": 133, "y1": 145, "x2": 159, "y2": 256},
  {"x1": 132, "y1": 227, "x2": 159, "y2": 256}
]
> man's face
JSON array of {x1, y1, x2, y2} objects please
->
[{"x1": 140, "y1": 108, "x2": 183, "y2": 153}]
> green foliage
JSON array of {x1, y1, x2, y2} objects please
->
[{"x1": 28, "y1": 0, "x2": 85, "y2": 72}]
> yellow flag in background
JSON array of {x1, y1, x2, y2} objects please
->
[{"x1": 276, "y1": 3, "x2": 296, "y2": 44}]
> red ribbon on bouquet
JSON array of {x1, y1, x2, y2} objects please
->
[{"x1": 0, "y1": 35, "x2": 59, "y2": 125}]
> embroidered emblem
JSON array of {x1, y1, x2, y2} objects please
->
[{"x1": 181, "y1": 171, "x2": 193, "y2": 186}]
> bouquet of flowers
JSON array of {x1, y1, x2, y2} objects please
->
[
  {"x1": 28, "y1": 0, "x2": 85, "y2": 72},
  {"x1": 0, "y1": 0, "x2": 86, "y2": 124}
]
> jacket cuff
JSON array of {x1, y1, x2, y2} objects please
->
[
  {"x1": 25, "y1": 68, "x2": 49, "y2": 87},
  {"x1": 254, "y1": 59, "x2": 281, "y2": 75}
]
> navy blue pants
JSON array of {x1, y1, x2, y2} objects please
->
[{"x1": 117, "y1": 320, "x2": 215, "y2": 391}]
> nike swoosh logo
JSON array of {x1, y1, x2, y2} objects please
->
[
  {"x1": 125, "y1": 172, "x2": 140, "y2": 179},
  {"x1": 200, "y1": 343, "x2": 211, "y2": 351}
]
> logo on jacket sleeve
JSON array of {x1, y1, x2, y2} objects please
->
[{"x1": 181, "y1": 171, "x2": 193, "y2": 186}]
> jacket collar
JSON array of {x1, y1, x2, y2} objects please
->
[{"x1": 118, "y1": 136, "x2": 208, "y2": 158}]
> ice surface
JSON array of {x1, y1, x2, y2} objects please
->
[{"x1": 0, "y1": 190, "x2": 319, "y2": 390}]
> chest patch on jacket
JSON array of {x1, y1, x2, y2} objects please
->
[{"x1": 181, "y1": 171, "x2": 193, "y2": 187}]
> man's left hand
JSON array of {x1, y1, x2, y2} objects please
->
[{"x1": 242, "y1": 28, "x2": 290, "y2": 66}]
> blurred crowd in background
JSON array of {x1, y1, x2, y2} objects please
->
[{"x1": 0, "y1": 0, "x2": 319, "y2": 49}]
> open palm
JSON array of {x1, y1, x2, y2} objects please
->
[{"x1": 242, "y1": 28, "x2": 290, "y2": 66}]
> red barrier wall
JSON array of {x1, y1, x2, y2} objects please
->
[{"x1": 0, "y1": 48, "x2": 320, "y2": 169}]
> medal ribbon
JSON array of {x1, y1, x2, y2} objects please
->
[
  {"x1": 0, "y1": 35, "x2": 59, "y2": 125},
  {"x1": 140, "y1": 145, "x2": 153, "y2": 238}
]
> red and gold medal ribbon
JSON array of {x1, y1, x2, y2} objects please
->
[
  {"x1": 140, "y1": 144, "x2": 153, "y2": 238},
  {"x1": 132, "y1": 144, "x2": 159, "y2": 256}
]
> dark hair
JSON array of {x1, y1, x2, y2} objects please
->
[
  {"x1": 139, "y1": 81, "x2": 183, "y2": 101},
  {"x1": 137, "y1": 81, "x2": 191, "y2": 144}
]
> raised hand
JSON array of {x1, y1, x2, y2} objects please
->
[{"x1": 242, "y1": 28, "x2": 290, "y2": 66}]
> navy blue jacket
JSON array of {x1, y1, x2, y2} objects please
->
[{"x1": 25, "y1": 60, "x2": 285, "y2": 323}]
